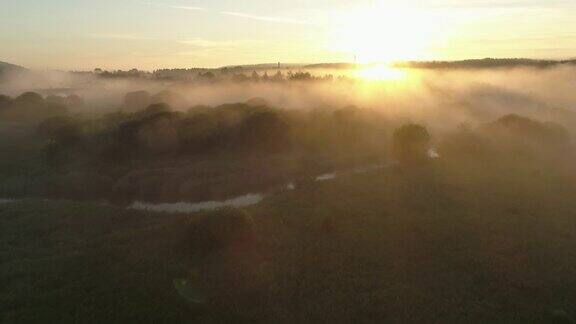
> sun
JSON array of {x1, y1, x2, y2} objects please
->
[
  {"x1": 355, "y1": 64, "x2": 407, "y2": 81},
  {"x1": 330, "y1": 4, "x2": 444, "y2": 64}
]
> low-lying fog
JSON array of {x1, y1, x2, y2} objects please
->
[
  {"x1": 2, "y1": 64, "x2": 576, "y2": 205},
  {"x1": 2, "y1": 65, "x2": 576, "y2": 135}
]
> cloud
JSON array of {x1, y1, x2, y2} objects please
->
[
  {"x1": 178, "y1": 37, "x2": 263, "y2": 51},
  {"x1": 220, "y1": 11, "x2": 312, "y2": 25},
  {"x1": 168, "y1": 5, "x2": 205, "y2": 11},
  {"x1": 88, "y1": 33, "x2": 155, "y2": 40},
  {"x1": 140, "y1": 2, "x2": 205, "y2": 11},
  {"x1": 421, "y1": 0, "x2": 576, "y2": 9},
  {"x1": 140, "y1": 3, "x2": 311, "y2": 25},
  {"x1": 179, "y1": 38, "x2": 233, "y2": 48}
]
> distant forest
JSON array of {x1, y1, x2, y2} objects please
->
[{"x1": 85, "y1": 58, "x2": 576, "y2": 82}]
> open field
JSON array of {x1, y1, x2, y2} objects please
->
[{"x1": 2, "y1": 153, "x2": 576, "y2": 323}]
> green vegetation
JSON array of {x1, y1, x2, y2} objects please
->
[
  {"x1": 3, "y1": 126, "x2": 576, "y2": 322},
  {"x1": 392, "y1": 124, "x2": 431, "y2": 165},
  {"x1": 2, "y1": 88, "x2": 576, "y2": 322},
  {"x1": 0, "y1": 92, "x2": 389, "y2": 203}
]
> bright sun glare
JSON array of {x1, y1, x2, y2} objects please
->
[
  {"x1": 355, "y1": 64, "x2": 407, "y2": 81},
  {"x1": 331, "y1": 4, "x2": 444, "y2": 66}
]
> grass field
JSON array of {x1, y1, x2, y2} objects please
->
[{"x1": 2, "y1": 155, "x2": 576, "y2": 323}]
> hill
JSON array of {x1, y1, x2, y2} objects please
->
[
  {"x1": 307, "y1": 58, "x2": 576, "y2": 70},
  {"x1": 0, "y1": 61, "x2": 29, "y2": 85},
  {"x1": 0, "y1": 61, "x2": 27, "y2": 74}
]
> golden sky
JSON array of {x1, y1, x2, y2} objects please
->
[{"x1": 1, "y1": 0, "x2": 576, "y2": 70}]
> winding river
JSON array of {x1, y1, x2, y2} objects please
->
[{"x1": 0, "y1": 162, "x2": 402, "y2": 214}]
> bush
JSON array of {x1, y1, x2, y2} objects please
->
[{"x1": 391, "y1": 124, "x2": 431, "y2": 165}]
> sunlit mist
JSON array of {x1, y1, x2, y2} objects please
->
[
  {"x1": 330, "y1": 4, "x2": 446, "y2": 63},
  {"x1": 355, "y1": 64, "x2": 408, "y2": 81}
]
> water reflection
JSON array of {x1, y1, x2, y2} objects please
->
[
  {"x1": 0, "y1": 163, "x2": 392, "y2": 214},
  {"x1": 128, "y1": 193, "x2": 264, "y2": 214},
  {"x1": 131, "y1": 163, "x2": 390, "y2": 213},
  {"x1": 315, "y1": 173, "x2": 337, "y2": 181}
]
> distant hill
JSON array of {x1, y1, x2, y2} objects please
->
[
  {"x1": 0, "y1": 61, "x2": 29, "y2": 85},
  {"x1": 393, "y1": 58, "x2": 576, "y2": 69},
  {"x1": 304, "y1": 63, "x2": 357, "y2": 69},
  {"x1": 303, "y1": 59, "x2": 576, "y2": 70},
  {"x1": 217, "y1": 63, "x2": 307, "y2": 71},
  {"x1": 0, "y1": 61, "x2": 27, "y2": 74}
]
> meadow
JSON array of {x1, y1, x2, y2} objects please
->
[{"x1": 2, "y1": 149, "x2": 576, "y2": 323}]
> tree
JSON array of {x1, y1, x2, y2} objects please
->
[
  {"x1": 492, "y1": 114, "x2": 570, "y2": 146},
  {"x1": 486, "y1": 114, "x2": 570, "y2": 155},
  {"x1": 238, "y1": 111, "x2": 292, "y2": 153},
  {"x1": 8, "y1": 92, "x2": 68, "y2": 122},
  {"x1": 245, "y1": 97, "x2": 269, "y2": 108},
  {"x1": 123, "y1": 90, "x2": 151, "y2": 112},
  {"x1": 136, "y1": 114, "x2": 180, "y2": 155},
  {"x1": 392, "y1": 124, "x2": 431, "y2": 165},
  {"x1": 14, "y1": 91, "x2": 43, "y2": 105},
  {"x1": 0, "y1": 94, "x2": 11, "y2": 111},
  {"x1": 142, "y1": 103, "x2": 171, "y2": 116},
  {"x1": 150, "y1": 90, "x2": 187, "y2": 108},
  {"x1": 65, "y1": 94, "x2": 84, "y2": 108},
  {"x1": 289, "y1": 71, "x2": 313, "y2": 81},
  {"x1": 42, "y1": 122, "x2": 83, "y2": 167}
]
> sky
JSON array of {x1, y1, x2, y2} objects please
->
[{"x1": 1, "y1": 0, "x2": 576, "y2": 70}]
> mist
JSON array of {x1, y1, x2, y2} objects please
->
[{"x1": 3, "y1": 65, "x2": 576, "y2": 134}]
